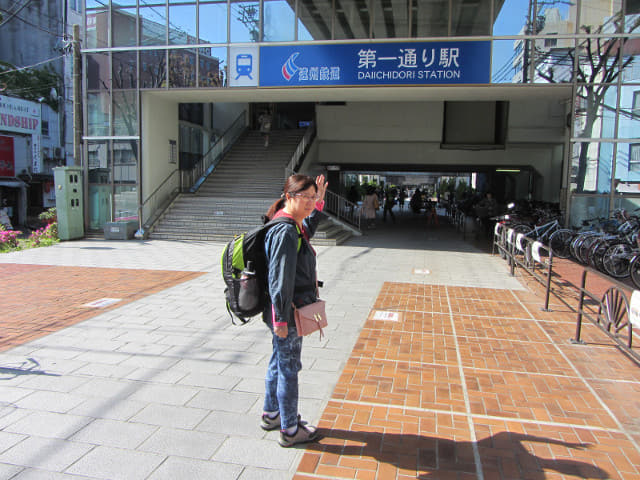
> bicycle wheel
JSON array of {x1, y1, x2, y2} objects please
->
[
  {"x1": 588, "y1": 239, "x2": 612, "y2": 272},
  {"x1": 630, "y1": 255, "x2": 640, "y2": 289},
  {"x1": 580, "y1": 235, "x2": 603, "y2": 266},
  {"x1": 602, "y1": 243, "x2": 633, "y2": 278},
  {"x1": 548, "y1": 229, "x2": 574, "y2": 259}
]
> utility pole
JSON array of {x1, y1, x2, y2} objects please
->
[{"x1": 73, "y1": 23, "x2": 82, "y2": 167}]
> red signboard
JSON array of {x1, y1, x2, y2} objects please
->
[{"x1": 0, "y1": 135, "x2": 14, "y2": 177}]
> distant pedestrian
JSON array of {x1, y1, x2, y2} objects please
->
[
  {"x1": 258, "y1": 110, "x2": 272, "y2": 147},
  {"x1": 362, "y1": 187, "x2": 379, "y2": 228},
  {"x1": 398, "y1": 188, "x2": 407, "y2": 210},
  {"x1": 383, "y1": 189, "x2": 396, "y2": 223}
]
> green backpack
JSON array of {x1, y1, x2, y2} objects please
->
[{"x1": 221, "y1": 217, "x2": 301, "y2": 324}]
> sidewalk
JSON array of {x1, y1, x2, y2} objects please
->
[{"x1": 0, "y1": 210, "x2": 638, "y2": 479}]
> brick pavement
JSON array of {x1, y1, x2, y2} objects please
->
[
  {"x1": 0, "y1": 264, "x2": 204, "y2": 352},
  {"x1": 294, "y1": 282, "x2": 640, "y2": 480}
]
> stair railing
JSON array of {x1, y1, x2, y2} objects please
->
[
  {"x1": 324, "y1": 190, "x2": 362, "y2": 231},
  {"x1": 284, "y1": 124, "x2": 361, "y2": 231},
  {"x1": 136, "y1": 168, "x2": 181, "y2": 238},
  {"x1": 284, "y1": 123, "x2": 316, "y2": 180},
  {"x1": 184, "y1": 110, "x2": 247, "y2": 193}
]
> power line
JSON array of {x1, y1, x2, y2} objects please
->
[
  {"x1": 0, "y1": 0, "x2": 33, "y2": 27},
  {"x1": 0, "y1": 55, "x2": 66, "y2": 76}
]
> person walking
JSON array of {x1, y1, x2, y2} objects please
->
[
  {"x1": 383, "y1": 188, "x2": 396, "y2": 223},
  {"x1": 398, "y1": 188, "x2": 407, "y2": 210},
  {"x1": 260, "y1": 173, "x2": 328, "y2": 447},
  {"x1": 258, "y1": 110, "x2": 273, "y2": 147},
  {"x1": 362, "y1": 186, "x2": 379, "y2": 228}
]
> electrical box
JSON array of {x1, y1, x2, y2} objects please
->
[
  {"x1": 53, "y1": 167, "x2": 84, "y2": 241},
  {"x1": 103, "y1": 220, "x2": 137, "y2": 240}
]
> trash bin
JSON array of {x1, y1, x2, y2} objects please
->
[
  {"x1": 53, "y1": 167, "x2": 84, "y2": 241},
  {"x1": 104, "y1": 221, "x2": 138, "y2": 240}
]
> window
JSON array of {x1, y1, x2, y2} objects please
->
[
  {"x1": 41, "y1": 121, "x2": 49, "y2": 137},
  {"x1": 633, "y1": 91, "x2": 640, "y2": 112},
  {"x1": 629, "y1": 143, "x2": 640, "y2": 172},
  {"x1": 544, "y1": 38, "x2": 557, "y2": 48}
]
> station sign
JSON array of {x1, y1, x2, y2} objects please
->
[{"x1": 259, "y1": 40, "x2": 490, "y2": 87}]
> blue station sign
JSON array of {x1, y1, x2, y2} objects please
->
[{"x1": 259, "y1": 41, "x2": 490, "y2": 87}]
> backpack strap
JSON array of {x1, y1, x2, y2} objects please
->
[{"x1": 265, "y1": 216, "x2": 303, "y2": 252}]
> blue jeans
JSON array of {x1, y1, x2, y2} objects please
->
[{"x1": 264, "y1": 325, "x2": 303, "y2": 430}]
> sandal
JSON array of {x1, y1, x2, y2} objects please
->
[
  {"x1": 278, "y1": 423, "x2": 319, "y2": 447},
  {"x1": 261, "y1": 413, "x2": 303, "y2": 431}
]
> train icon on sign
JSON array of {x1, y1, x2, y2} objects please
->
[{"x1": 235, "y1": 54, "x2": 253, "y2": 79}]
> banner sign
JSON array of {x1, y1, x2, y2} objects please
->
[
  {"x1": 0, "y1": 95, "x2": 40, "y2": 135},
  {"x1": 259, "y1": 40, "x2": 490, "y2": 87},
  {"x1": 32, "y1": 134, "x2": 41, "y2": 174},
  {"x1": 0, "y1": 135, "x2": 14, "y2": 176}
]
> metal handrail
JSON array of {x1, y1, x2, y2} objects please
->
[
  {"x1": 324, "y1": 190, "x2": 361, "y2": 230},
  {"x1": 284, "y1": 123, "x2": 316, "y2": 179},
  {"x1": 186, "y1": 110, "x2": 247, "y2": 192},
  {"x1": 136, "y1": 168, "x2": 180, "y2": 237}
]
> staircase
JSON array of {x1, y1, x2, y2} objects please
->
[{"x1": 149, "y1": 130, "x2": 353, "y2": 245}]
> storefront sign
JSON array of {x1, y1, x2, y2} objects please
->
[
  {"x1": 259, "y1": 40, "x2": 490, "y2": 87},
  {"x1": 0, "y1": 135, "x2": 14, "y2": 176},
  {"x1": 32, "y1": 134, "x2": 41, "y2": 174},
  {"x1": 0, "y1": 95, "x2": 40, "y2": 135}
]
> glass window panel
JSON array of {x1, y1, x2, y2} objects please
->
[
  {"x1": 87, "y1": 53, "x2": 110, "y2": 91},
  {"x1": 571, "y1": 141, "x2": 613, "y2": 193},
  {"x1": 198, "y1": 47, "x2": 227, "y2": 87},
  {"x1": 451, "y1": 0, "x2": 490, "y2": 36},
  {"x1": 618, "y1": 85, "x2": 640, "y2": 139},
  {"x1": 264, "y1": 0, "x2": 295, "y2": 41},
  {"x1": 493, "y1": 0, "x2": 529, "y2": 36},
  {"x1": 569, "y1": 195, "x2": 610, "y2": 227},
  {"x1": 576, "y1": 37, "x2": 620, "y2": 84},
  {"x1": 613, "y1": 196, "x2": 640, "y2": 212},
  {"x1": 169, "y1": 0, "x2": 196, "y2": 3},
  {"x1": 113, "y1": 139, "x2": 138, "y2": 186},
  {"x1": 86, "y1": 0, "x2": 108, "y2": 8},
  {"x1": 112, "y1": 52, "x2": 137, "y2": 89},
  {"x1": 113, "y1": 91, "x2": 138, "y2": 135},
  {"x1": 140, "y1": 5, "x2": 167, "y2": 45},
  {"x1": 112, "y1": 7, "x2": 137, "y2": 47},
  {"x1": 334, "y1": 0, "x2": 371, "y2": 40},
  {"x1": 230, "y1": 1, "x2": 260, "y2": 42},
  {"x1": 199, "y1": 2, "x2": 228, "y2": 43},
  {"x1": 574, "y1": 84, "x2": 619, "y2": 139},
  {"x1": 412, "y1": 0, "x2": 447, "y2": 37},
  {"x1": 87, "y1": 141, "x2": 112, "y2": 229},
  {"x1": 169, "y1": 4, "x2": 197, "y2": 44},
  {"x1": 492, "y1": 39, "x2": 522, "y2": 83},
  {"x1": 373, "y1": 0, "x2": 408, "y2": 38},
  {"x1": 86, "y1": 9, "x2": 109, "y2": 48},
  {"x1": 298, "y1": 0, "x2": 332, "y2": 40},
  {"x1": 112, "y1": 0, "x2": 136, "y2": 5},
  {"x1": 114, "y1": 185, "x2": 138, "y2": 221},
  {"x1": 615, "y1": 143, "x2": 640, "y2": 188},
  {"x1": 140, "y1": 49, "x2": 167, "y2": 88},
  {"x1": 169, "y1": 49, "x2": 197, "y2": 87},
  {"x1": 530, "y1": 38, "x2": 575, "y2": 84},
  {"x1": 579, "y1": 0, "x2": 623, "y2": 34},
  {"x1": 87, "y1": 92, "x2": 110, "y2": 137},
  {"x1": 533, "y1": 0, "x2": 574, "y2": 35}
]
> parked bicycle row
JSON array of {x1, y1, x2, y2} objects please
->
[{"x1": 494, "y1": 206, "x2": 640, "y2": 288}]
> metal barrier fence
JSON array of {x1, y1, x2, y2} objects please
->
[{"x1": 492, "y1": 222, "x2": 639, "y2": 363}]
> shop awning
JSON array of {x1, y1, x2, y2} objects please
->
[{"x1": 0, "y1": 178, "x2": 28, "y2": 188}]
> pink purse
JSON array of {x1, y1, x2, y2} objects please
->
[{"x1": 293, "y1": 300, "x2": 327, "y2": 339}]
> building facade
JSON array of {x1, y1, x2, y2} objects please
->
[{"x1": 82, "y1": 0, "x2": 640, "y2": 230}]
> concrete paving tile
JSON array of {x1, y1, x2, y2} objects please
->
[
  {"x1": 123, "y1": 367, "x2": 188, "y2": 385},
  {"x1": 0, "y1": 406, "x2": 32, "y2": 430},
  {"x1": 196, "y1": 410, "x2": 266, "y2": 437},
  {"x1": 70, "y1": 418, "x2": 158, "y2": 449},
  {"x1": 221, "y1": 364, "x2": 269, "y2": 380},
  {"x1": 130, "y1": 404, "x2": 209, "y2": 429},
  {"x1": 214, "y1": 437, "x2": 298, "y2": 470},
  {"x1": 68, "y1": 397, "x2": 147, "y2": 421},
  {"x1": 16, "y1": 375, "x2": 87, "y2": 394},
  {"x1": 0, "y1": 463, "x2": 23, "y2": 479},
  {"x1": 72, "y1": 351, "x2": 133, "y2": 366},
  {"x1": 4, "y1": 410, "x2": 92, "y2": 439},
  {"x1": 70, "y1": 378, "x2": 140, "y2": 399},
  {"x1": 145, "y1": 456, "x2": 243, "y2": 480},
  {"x1": 0, "y1": 386, "x2": 33, "y2": 404},
  {"x1": 209, "y1": 350, "x2": 266, "y2": 365},
  {"x1": 117, "y1": 354, "x2": 180, "y2": 370},
  {"x1": 186, "y1": 390, "x2": 260, "y2": 413},
  {"x1": 10, "y1": 468, "x2": 94, "y2": 479},
  {"x1": 64, "y1": 445, "x2": 165, "y2": 480},
  {"x1": 138, "y1": 427, "x2": 226, "y2": 459},
  {"x1": 0, "y1": 437, "x2": 94, "y2": 471},
  {"x1": 238, "y1": 466, "x2": 292, "y2": 480},
  {"x1": 71, "y1": 363, "x2": 137, "y2": 379},
  {"x1": 232, "y1": 378, "x2": 264, "y2": 395},
  {"x1": 127, "y1": 384, "x2": 199, "y2": 406},
  {"x1": 177, "y1": 372, "x2": 240, "y2": 390},
  {"x1": 14, "y1": 391, "x2": 88, "y2": 414},
  {"x1": 0, "y1": 431, "x2": 27, "y2": 454},
  {"x1": 115, "y1": 343, "x2": 172, "y2": 357}
]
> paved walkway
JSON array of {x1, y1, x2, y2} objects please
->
[{"x1": 0, "y1": 211, "x2": 638, "y2": 479}]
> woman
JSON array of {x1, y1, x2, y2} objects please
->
[
  {"x1": 260, "y1": 174, "x2": 328, "y2": 447},
  {"x1": 362, "y1": 187, "x2": 378, "y2": 228}
]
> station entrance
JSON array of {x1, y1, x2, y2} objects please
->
[{"x1": 135, "y1": 84, "x2": 571, "y2": 241}]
